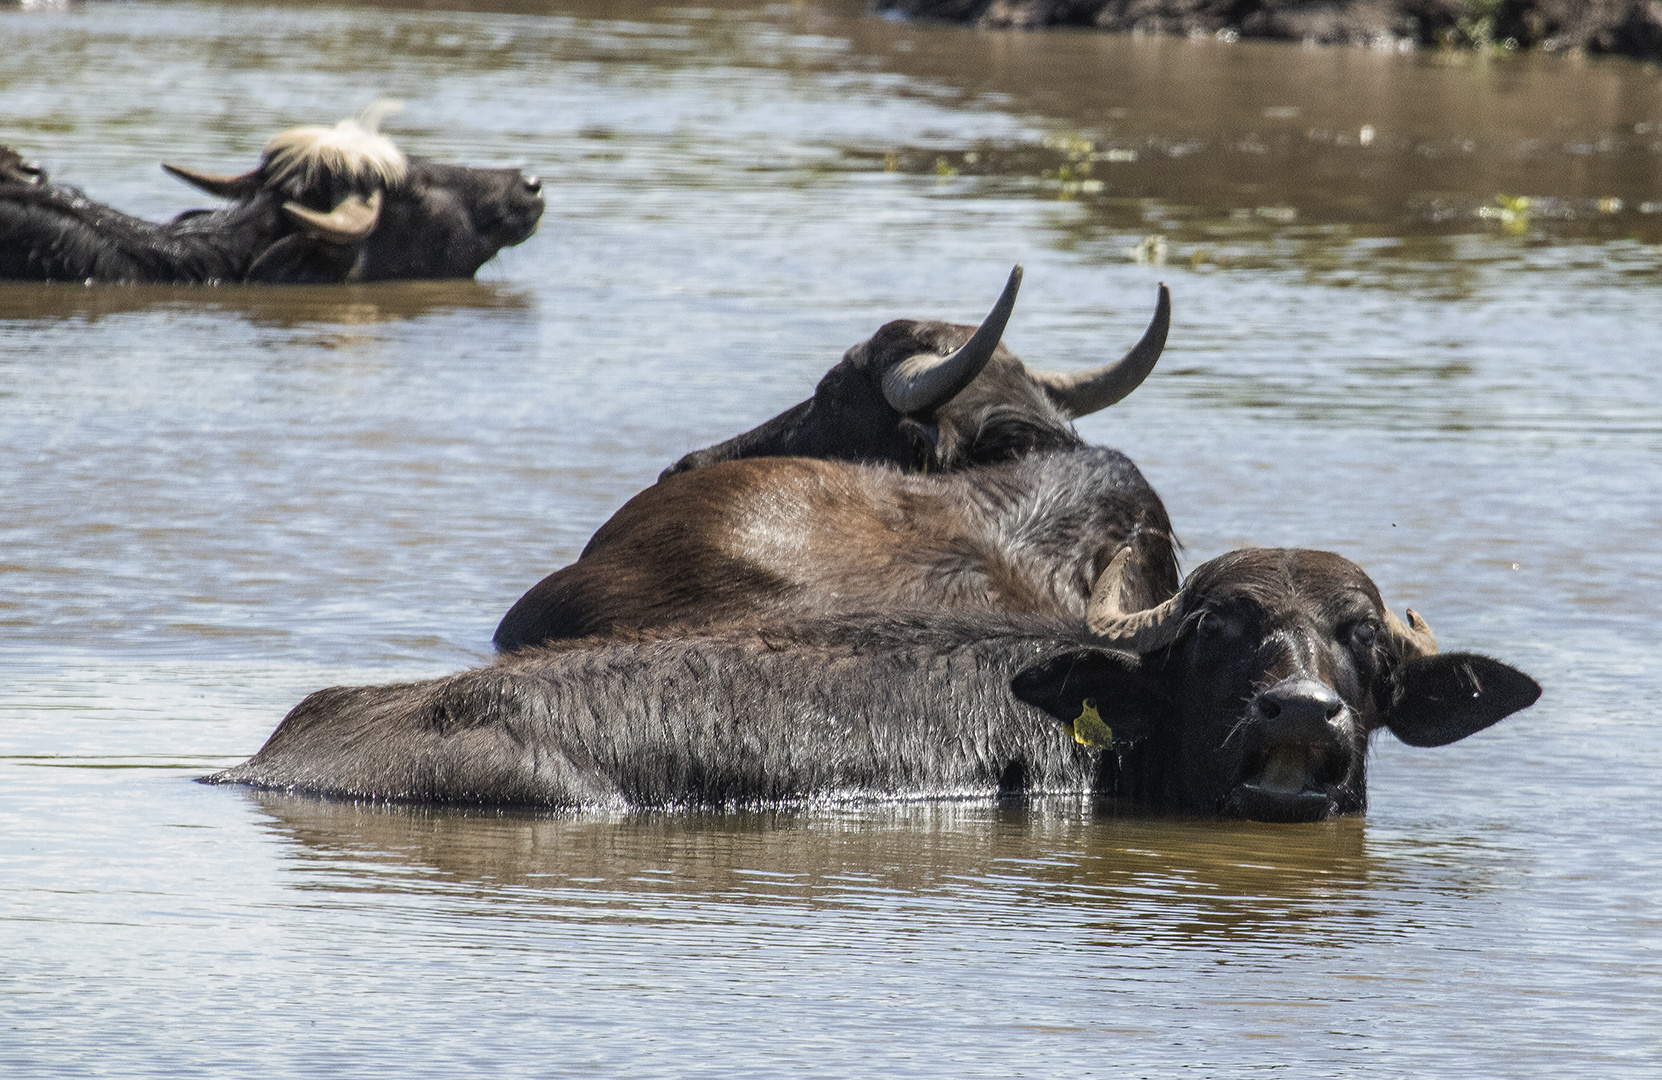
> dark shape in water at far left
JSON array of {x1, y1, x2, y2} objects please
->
[{"x1": 0, "y1": 103, "x2": 544, "y2": 285}]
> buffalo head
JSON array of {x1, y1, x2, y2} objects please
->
[
  {"x1": 162, "y1": 104, "x2": 544, "y2": 282},
  {"x1": 661, "y1": 266, "x2": 1170, "y2": 478},
  {"x1": 1012, "y1": 548, "x2": 1541, "y2": 822}
]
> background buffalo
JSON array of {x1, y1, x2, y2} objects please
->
[{"x1": 0, "y1": 106, "x2": 543, "y2": 283}]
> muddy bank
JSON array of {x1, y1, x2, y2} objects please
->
[{"x1": 875, "y1": 1, "x2": 1662, "y2": 62}]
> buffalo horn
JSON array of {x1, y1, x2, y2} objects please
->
[
  {"x1": 1085, "y1": 547, "x2": 1187, "y2": 653},
  {"x1": 1384, "y1": 607, "x2": 1437, "y2": 659},
  {"x1": 282, "y1": 190, "x2": 384, "y2": 244},
  {"x1": 1032, "y1": 283, "x2": 1171, "y2": 417},
  {"x1": 880, "y1": 264, "x2": 1023, "y2": 415},
  {"x1": 162, "y1": 163, "x2": 262, "y2": 199}
]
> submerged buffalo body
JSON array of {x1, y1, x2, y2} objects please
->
[
  {"x1": 214, "y1": 549, "x2": 1540, "y2": 822},
  {"x1": 215, "y1": 617, "x2": 1112, "y2": 808},
  {"x1": 663, "y1": 266, "x2": 1171, "y2": 477},
  {"x1": 493, "y1": 447, "x2": 1179, "y2": 652},
  {"x1": 0, "y1": 108, "x2": 543, "y2": 284}
]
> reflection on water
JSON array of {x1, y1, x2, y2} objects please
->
[
  {"x1": 250, "y1": 791, "x2": 1430, "y2": 968},
  {"x1": 2, "y1": 0, "x2": 1659, "y2": 1075},
  {"x1": 0, "y1": 280, "x2": 534, "y2": 326},
  {"x1": 253, "y1": 794, "x2": 1384, "y2": 935},
  {"x1": 250, "y1": 791, "x2": 1541, "y2": 959}
]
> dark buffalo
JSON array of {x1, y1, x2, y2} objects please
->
[
  {"x1": 661, "y1": 266, "x2": 1171, "y2": 478},
  {"x1": 493, "y1": 446, "x2": 1179, "y2": 652},
  {"x1": 0, "y1": 108, "x2": 543, "y2": 283},
  {"x1": 1030, "y1": 546, "x2": 1541, "y2": 820},
  {"x1": 210, "y1": 548, "x2": 1540, "y2": 822}
]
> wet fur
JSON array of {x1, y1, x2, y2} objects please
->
[
  {"x1": 0, "y1": 179, "x2": 287, "y2": 282},
  {"x1": 494, "y1": 447, "x2": 1179, "y2": 651},
  {"x1": 212, "y1": 613, "x2": 1107, "y2": 808}
]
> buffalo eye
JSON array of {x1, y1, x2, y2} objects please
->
[
  {"x1": 1196, "y1": 609, "x2": 1236, "y2": 640},
  {"x1": 1348, "y1": 620, "x2": 1380, "y2": 658}
]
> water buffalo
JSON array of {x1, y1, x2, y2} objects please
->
[
  {"x1": 493, "y1": 446, "x2": 1179, "y2": 652},
  {"x1": 661, "y1": 265, "x2": 1171, "y2": 477},
  {"x1": 496, "y1": 270, "x2": 1171, "y2": 651},
  {"x1": 0, "y1": 107, "x2": 543, "y2": 283},
  {"x1": 209, "y1": 548, "x2": 1540, "y2": 822}
]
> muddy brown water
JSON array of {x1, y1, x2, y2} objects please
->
[{"x1": 2, "y1": 2, "x2": 1658, "y2": 1075}]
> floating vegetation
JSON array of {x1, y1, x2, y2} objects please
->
[
  {"x1": 1436, "y1": 0, "x2": 1519, "y2": 50},
  {"x1": 1041, "y1": 132, "x2": 1098, "y2": 200},
  {"x1": 1127, "y1": 235, "x2": 1167, "y2": 265},
  {"x1": 853, "y1": 144, "x2": 1659, "y2": 262},
  {"x1": 871, "y1": 135, "x2": 1139, "y2": 199},
  {"x1": 1121, "y1": 238, "x2": 1233, "y2": 270},
  {"x1": 1477, "y1": 193, "x2": 1532, "y2": 235},
  {"x1": 1456, "y1": 0, "x2": 1501, "y2": 46}
]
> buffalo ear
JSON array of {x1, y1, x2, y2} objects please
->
[
  {"x1": 1385, "y1": 653, "x2": 1542, "y2": 748},
  {"x1": 1010, "y1": 649, "x2": 1165, "y2": 747}
]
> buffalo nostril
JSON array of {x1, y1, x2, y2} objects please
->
[
  {"x1": 1255, "y1": 679, "x2": 1345, "y2": 740},
  {"x1": 524, "y1": 176, "x2": 542, "y2": 194}
]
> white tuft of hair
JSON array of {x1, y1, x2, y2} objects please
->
[{"x1": 262, "y1": 101, "x2": 408, "y2": 193}]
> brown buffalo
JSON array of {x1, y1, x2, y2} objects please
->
[{"x1": 493, "y1": 446, "x2": 1178, "y2": 652}]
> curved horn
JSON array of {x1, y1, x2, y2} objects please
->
[
  {"x1": 282, "y1": 189, "x2": 383, "y2": 244},
  {"x1": 1085, "y1": 547, "x2": 1187, "y2": 653},
  {"x1": 1032, "y1": 283, "x2": 1170, "y2": 417},
  {"x1": 880, "y1": 264, "x2": 1023, "y2": 415},
  {"x1": 162, "y1": 163, "x2": 262, "y2": 199},
  {"x1": 1384, "y1": 607, "x2": 1437, "y2": 659}
]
